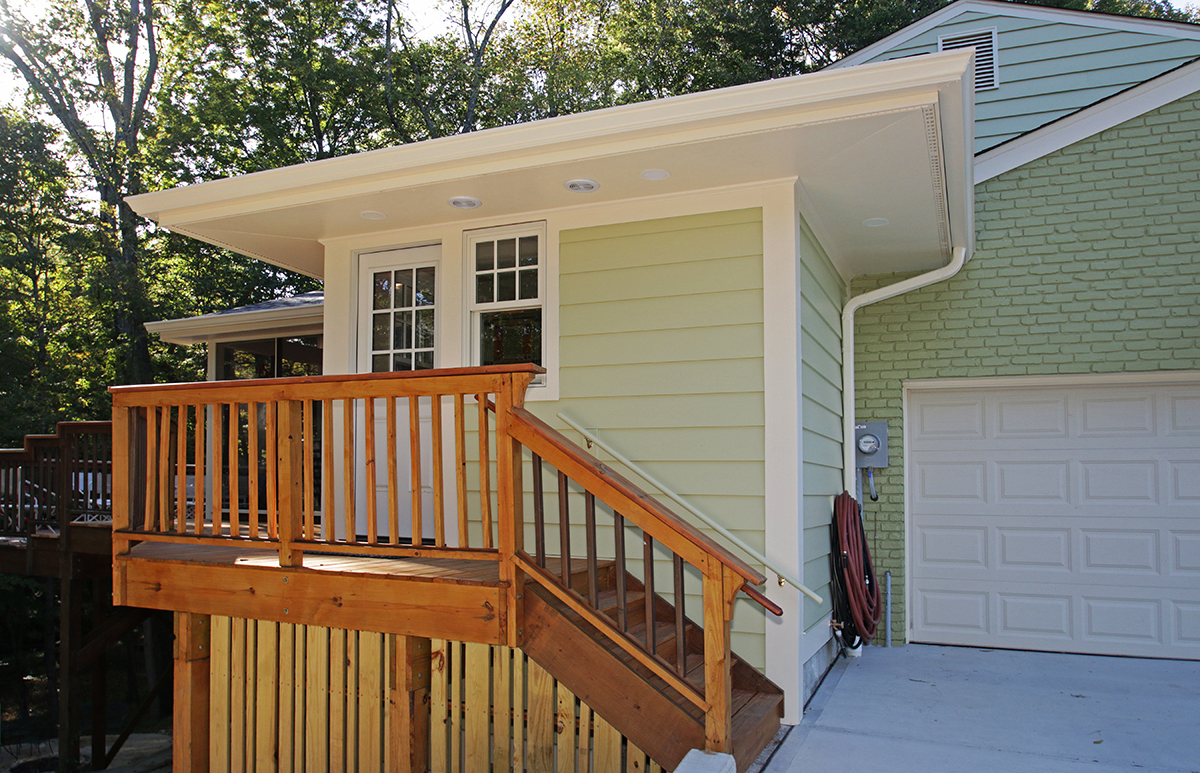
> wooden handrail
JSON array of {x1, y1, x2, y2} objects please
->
[{"x1": 507, "y1": 406, "x2": 765, "y2": 587}]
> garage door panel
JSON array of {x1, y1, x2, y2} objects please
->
[{"x1": 909, "y1": 377, "x2": 1200, "y2": 659}]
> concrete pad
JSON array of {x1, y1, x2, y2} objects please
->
[{"x1": 767, "y1": 644, "x2": 1200, "y2": 773}]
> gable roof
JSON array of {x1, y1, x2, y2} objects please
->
[
  {"x1": 975, "y1": 55, "x2": 1200, "y2": 181},
  {"x1": 827, "y1": 0, "x2": 1200, "y2": 153}
]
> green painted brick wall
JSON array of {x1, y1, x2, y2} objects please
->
[{"x1": 851, "y1": 92, "x2": 1200, "y2": 645}]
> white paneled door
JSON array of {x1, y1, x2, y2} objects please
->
[{"x1": 907, "y1": 376, "x2": 1200, "y2": 659}]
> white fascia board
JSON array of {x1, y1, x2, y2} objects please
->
[
  {"x1": 975, "y1": 58, "x2": 1200, "y2": 182},
  {"x1": 828, "y1": 0, "x2": 1200, "y2": 71},
  {"x1": 145, "y1": 304, "x2": 325, "y2": 345},
  {"x1": 127, "y1": 52, "x2": 973, "y2": 227}
]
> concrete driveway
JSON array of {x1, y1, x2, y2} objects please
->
[{"x1": 764, "y1": 644, "x2": 1200, "y2": 773}]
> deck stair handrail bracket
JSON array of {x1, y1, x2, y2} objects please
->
[
  {"x1": 109, "y1": 364, "x2": 785, "y2": 763},
  {"x1": 556, "y1": 412, "x2": 823, "y2": 605}
]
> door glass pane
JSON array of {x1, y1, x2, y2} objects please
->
[
  {"x1": 414, "y1": 351, "x2": 434, "y2": 370},
  {"x1": 416, "y1": 309, "x2": 435, "y2": 348},
  {"x1": 373, "y1": 272, "x2": 391, "y2": 310},
  {"x1": 416, "y1": 266, "x2": 436, "y2": 306},
  {"x1": 372, "y1": 354, "x2": 389, "y2": 373},
  {"x1": 393, "y1": 310, "x2": 413, "y2": 350},
  {"x1": 393, "y1": 352, "x2": 413, "y2": 371},
  {"x1": 394, "y1": 269, "x2": 414, "y2": 309},
  {"x1": 372, "y1": 313, "x2": 390, "y2": 351},
  {"x1": 497, "y1": 238, "x2": 517, "y2": 269}
]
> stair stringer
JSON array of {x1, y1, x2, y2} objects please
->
[{"x1": 522, "y1": 585, "x2": 706, "y2": 770}]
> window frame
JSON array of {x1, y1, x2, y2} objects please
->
[{"x1": 464, "y1": 221, "x2": 548, "y2": 385}]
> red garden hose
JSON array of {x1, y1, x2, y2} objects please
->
[{"x1": 832, "y1": 491, "x2": 881, "y2": 645}]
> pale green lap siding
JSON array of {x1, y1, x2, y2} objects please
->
[
  {"x1": 530, "y1": 208, "x2": 768, "y2": 667},
  {"x1": 856, "y1": 9, "x2": 1200, "y2": 152},
  {"x1": 798, "y1": 224, "x2": 846, "y2": 632},
  {"x1": 851, "y1": 93, "x2": 1200, "y2": 645}
]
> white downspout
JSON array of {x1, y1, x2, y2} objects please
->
[{"x1": 841, "y1": 246, "x2": 968, "y2": 492}]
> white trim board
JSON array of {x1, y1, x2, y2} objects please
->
[
  {"x1": 905, "y1": 370, "x2": 1200, "y2": 392},
  {"x1": 974, "y1": 57, "x2": 1200, "y2": 182},
  {"x1": 828, "y1": 0, "x2": 1200, "y2": 71}
]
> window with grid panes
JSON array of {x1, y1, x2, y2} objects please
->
[
  {"x1": 370, "y1": 265, "x2": 436, "y2": 372},
  {"x1": 469, "y1": 226, "x2": 543, "y2": 370}
]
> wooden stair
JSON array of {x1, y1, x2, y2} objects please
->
[{"x1": 522, "y1": 562, "x2": 783, "y2": 772}]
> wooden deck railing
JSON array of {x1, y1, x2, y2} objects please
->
[
  {"x1": 0, "y1": 421, "x2": 114, "y2": 538},
  {"x1": 109, "y1": 364, "x2": 778, "y2": 754}
]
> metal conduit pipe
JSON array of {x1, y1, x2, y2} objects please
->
[{"x1": 841, "y1": 246, "x2": 968, "y2": 492}]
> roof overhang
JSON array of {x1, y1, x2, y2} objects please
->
[
  {"x1": 128, "y1": 51, "x2": 975, "y2": 280},
  {"x1": 145, "y1": 300, "x2": 324, "y2": 345}
]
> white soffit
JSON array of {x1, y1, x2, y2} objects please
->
[
  {"x1": 975, "y1": 58, "x2": 1200, "y2": 183},
  {"x1": 128, "y1": 51, "x2": 974, "y2": 279}
]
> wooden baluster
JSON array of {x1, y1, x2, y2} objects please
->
[
  {"x1": 431, "y1": 394, "x2": 445, "y2": 547},
  {"x1": 176, "y1": 405, "x2": 188, "y2": 533},
  {"x1": 454, "y1": 394, "x2": 467, "y2": 548},
  {"x1": 477, "y1": 394, "x2": 492, "y2": 549},
  {"x1": 193, "y1": 404, "x2": 205, "y2": 536},
  {"x1": 365, "y1": 396, "x2": 377, "y2": 545},
  {"x1": 614, "y1": 513, "x2": 627, "y2": 632},
  {"x1": 247, "y1": 402, "x2": 259, "y2": 539},
  {"x1": 409, "y1": 395, "x2": 423, "y2": 546},
  {"x1": 386, "y1": 396, "x2": 399, "y2": 544},
  {"x1": 558, "y1": 472, "x2": 571, "y2": 587},
  {"x1": 585, "y1": 493, "x2": 598, "y2": 609},
  {"x1": 323, "y1": 400, "x2": 335, "y2": 542},
  {"x1": 304, "y1": 399, "x2": 315, "y2": 540},
  {"x1": 674, "y1": 554, "x2": 686, "y2": 676},
  {"x1": 343, "y1": 399, "x2": 356, "y2": 543},
  {"x1": 532, "y1": 455, "x2": 545, "y2": 568},
  {"x1": 227, "y1": 403, "x2": 239, "y2": 538},
  {"x1": 212, "y1": 406, "x2": 223, "y2": 537},
  {"x1": 266, "y1": 401, "x2": 278, "y2": 540},
  {"x1": 143, "y1": 406, "x2": 156, "y2": 533},
  {"x1": 158, "y1": 405, "x2": 171, "y2": 532},
  {"x1": 644, "y1": 534, "x2": 656, "y2": 655}
]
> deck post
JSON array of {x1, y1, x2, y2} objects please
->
[
  {"x1": 496, "y1": 374, "x2": 527, "y2": 648},
  {"x1": 277, "y1": 400, "x2": 304, "y2": 568},
  {"x1": 388, "y1": 635, "x2": 431, "y2": 772},
  {"x1": 173, "y1": 612, "x2": 211, "y2": 772},
  {"x1": 702, "y1": 560, "x2": 735, "y2": 754}
]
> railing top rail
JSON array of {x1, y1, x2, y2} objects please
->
[
  {"x1": 110, "y1": 364, "x2": 546, "y2": 406},
  {"x1": 508, "y1": 406, "x2": 766, "y2": 587}
]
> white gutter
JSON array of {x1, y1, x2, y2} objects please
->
[
  {"x1": 841, "y1": 246, "x2": 968, "y2": 492},
  {"x1": 557, "y1": 412, "x2": 824, "y2": 605}
]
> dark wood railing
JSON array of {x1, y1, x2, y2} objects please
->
[
  {"x1": 0, "y1": 422, "x2": 114, "y2": 538},
  {"x1": 109, "y1": 365, "x2": 778, "y2": 754}
]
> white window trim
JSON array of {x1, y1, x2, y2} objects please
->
[{"x1": 463, "y1": 221, "x2": 550, "y2": 389}]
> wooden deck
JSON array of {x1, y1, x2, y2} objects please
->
[{"x1": 116, "y1": 543, "x2": 517, "y2": 644}]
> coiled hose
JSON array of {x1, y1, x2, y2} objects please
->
[{"x1": 830, "y1": 491, "x2": 881, "y2": 648}]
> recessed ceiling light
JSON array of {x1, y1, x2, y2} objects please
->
[
  {"x1": 640, "y1": 168, "x2": 670, "y2": 181},
  {"x1": 360, "y1": 210, "x2": 386, "y2": 220},
  {"x1": 448, "y1": 196, "x2": 482, "y2": 209},
  {"x1": 564, "y1": 178, "x2": 600, "y2": 193},
  {"x1": 862, "y1": 217, "x2": 891, "y2": 227}
]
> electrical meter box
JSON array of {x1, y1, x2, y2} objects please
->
[{"x1": 854, "y1": 421, "x2": 889, "y2": 469}]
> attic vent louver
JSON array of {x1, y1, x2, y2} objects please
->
[{"x1": 938, "y1": 28, "x2": 999, "y2": 91}]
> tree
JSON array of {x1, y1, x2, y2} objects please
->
[{"x1": 0, "y1": 0, "x2": 158, "y2": 387}]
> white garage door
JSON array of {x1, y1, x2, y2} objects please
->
[{"x1": 908, "y1": 376, "x2": 1200, "y2": 659}]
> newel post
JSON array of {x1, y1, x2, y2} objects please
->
[
  {"x1": 702, "y1": 559, "x2": 739, "y2": 753},
  {"x1": 277, "y1": 399, "x2": 305, "y2": 568},
  {"x1": 496, "y1": 373, "x2": 533, "y2": 648},
  {"x1": 111, "y1": 403, "x2": 139, "y2": 605}
]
